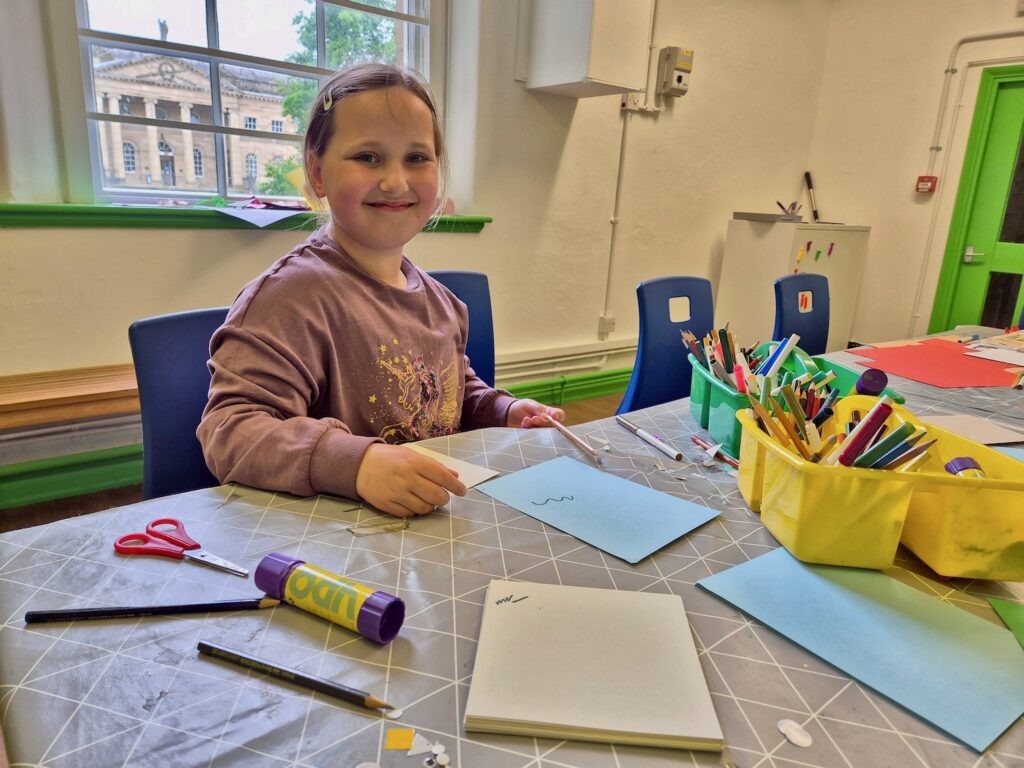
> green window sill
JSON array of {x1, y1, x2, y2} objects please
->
[{"x1": 0, "y1": 204, "x2": 492, "y2": 233}]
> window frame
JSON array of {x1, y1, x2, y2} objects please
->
[{"x1": 70, "y1": 0, "x2": 446, "y2": 205}]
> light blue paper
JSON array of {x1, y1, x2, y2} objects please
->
[
  {"x1": 476, "y1": 456, "x2": 718, "y2": 563},
  {"x1": 697, "y1": 549, "x2": 1024, "y2": 752},
  {"x1": 995, "y1": 444, "x2": 1024, "y2": 463}
]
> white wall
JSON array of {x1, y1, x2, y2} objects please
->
[
  {"x1": 2, "y1": 0, "x2": 1022, "y2": 380},
  {"x1": 808, "y1": 0, "x2": 1024, "y2": 342}
]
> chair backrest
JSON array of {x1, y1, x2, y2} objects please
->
[
  {"x1": 129, "y1": 307, "x2": 229, "y2": 499},
  {"x1": 617, "y1": 276, "x2": 715, "y2": 415},
  {"x1": 427, "y1": 270, "x2": 496, "y2": 387},
  {"x1": 773, "y1": 273, "x2": 830, "y2": 356}
]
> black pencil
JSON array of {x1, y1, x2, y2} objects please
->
[
  {"x1": 24, "y1": 596, "x2": 280, "y2": 624},
  {"x1": 197, "y1": 640, "x2": 393, "y2": 711}
]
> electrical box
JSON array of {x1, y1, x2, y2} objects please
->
[
  {"x1": 656, "y1": 47, "x2": 693, "y2": 97},
  {"x1": 521, "y1": 0, "x2": 655, "y2": 98}
]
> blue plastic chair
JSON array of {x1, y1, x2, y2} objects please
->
[
  {"x1": 773, "y1": 273, "x2": 830, "y2": 355},
  {"x1": 129, "y1": 307, "x2": 229, "y2": 499},
  {"x1": 428, "y1": 270, "x2": 496, "y2": 387},
  {"x1": 617, "y1": 276, "x2": 715, "y2": 415}
]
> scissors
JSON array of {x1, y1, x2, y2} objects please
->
[{"x1": 114, "y1": 518, "x2": 249, "y2": 578}]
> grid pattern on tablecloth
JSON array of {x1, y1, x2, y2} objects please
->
[{"x1": 0, "y1": 396, "x2": 1022, "y2": 768}]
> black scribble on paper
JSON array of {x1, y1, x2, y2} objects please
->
[
  {"x1": 495, "y1": 594, "x2": 530, "y2": 605},
  {"x1": 531, "y1": 495, "x2": 574, "y2": 506}
]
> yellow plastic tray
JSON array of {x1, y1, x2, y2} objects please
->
[
  {"x1": 738, "y1": 395, "x2": 1024, "y2": 578},
  {"x1": 899, "y1": 423, "x2": 1024, "y2": 580},
  {"x1": 736, "y1": 406, "x2": 917, "y2": 569}
]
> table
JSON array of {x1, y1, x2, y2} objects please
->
[{"x1": 1, "y1": 360, "x2": 1021, "y2": 768}]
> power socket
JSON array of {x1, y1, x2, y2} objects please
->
[{"x1": 598, "y1": 313, "x2": 616, "y2": 338}]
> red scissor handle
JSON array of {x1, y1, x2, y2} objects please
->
[
  {"x1": 114, "y1": 532, "x2": 185, "y2": 559},
  {"x1": 145, "y1": 518, "x2": 201, "y2": 550}
]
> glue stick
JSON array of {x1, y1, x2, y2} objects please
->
[{"x1": 255, "y1": 552, "x2": 404, "y2": 643}]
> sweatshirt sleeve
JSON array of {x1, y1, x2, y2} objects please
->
[
  {"x1": 459, "y1": 358, "x2": 516, "y2": 430},
  {"x1": 198, "y1": 324, "x2": 380, "y2": 500}
]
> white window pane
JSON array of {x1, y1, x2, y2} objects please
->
[
  {"x1": 347, "y1": 0, "x2": 429, "y2": 17},
  {"x1": 217, "y1": 0, "x2": 311, "y2": 63},
  {"x1": 324, "y1": 4, "x2": 427, "y2": 72},
  {"x1": 95, "y1": 124, "x2": 218, "y2": 193},
  {"x1": 85, "y1": 0, "x2": 207, "y2": 46},
  {"x1": 219, "y1": 64, "x2": 313, "y2": 135},
  {"x1": 226, "y1": 138, "x2": 303, "y2": 197},
  {"x1": 91, "y1": 46, "x2": 212, "y2": 122}
]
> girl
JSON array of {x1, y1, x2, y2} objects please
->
[{"x1": 199, "y1": 63, "x2": 564, "y2": 518}]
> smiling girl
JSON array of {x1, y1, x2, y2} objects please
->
[{"x1": 199, "y1": 63, "x2": 563, "y2": 518}]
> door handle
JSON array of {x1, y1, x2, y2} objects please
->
[{"x1": 962, "y1": 245, "x2": 986, "y2": 264}]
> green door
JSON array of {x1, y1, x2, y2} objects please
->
[{"x1": 930, "y1": 66, "x2": 1024, "y2": 331}]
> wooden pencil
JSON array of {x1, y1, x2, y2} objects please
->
[
  {"x1": 198, "y1": 640, "x2": 393, "y2": 710},
  {"x1": 25, "y1": 597, "x2": 280, "y2": 624},
  {"x1": 545, "y1": 415, "x2": 604, "y2": 465}
]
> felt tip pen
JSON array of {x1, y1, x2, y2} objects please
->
[{"x1": 615, "y1": 416, "x2": 683, "y2": 461}]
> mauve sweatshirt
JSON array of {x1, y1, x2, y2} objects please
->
[{"x1": 198, "y1": 227, "x2": 515, "y2": 500}]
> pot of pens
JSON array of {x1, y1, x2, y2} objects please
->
[
  {"x1": 736, "y1": 391, "x2": 929, "y2": 570},
  {"x1": 685, "y1": 333, "x2": 904, "y2": 461}
]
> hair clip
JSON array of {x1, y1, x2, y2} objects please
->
[{"x1": 323, "y1": 91, "x2": 334, "y2": 113}]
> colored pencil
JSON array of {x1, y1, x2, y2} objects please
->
[
  {"x1": 691, "y1": 435, "x2": 740, "y2": 469},
  {"x1": 545, "y1": 415, "x2": 604, "y2": 466},
  {"x1": 24, "y1": 597, "x2": 280, "y2": 624},
  {"x1": 197, "y1": 640, "x2": 393, "y2": 710}
]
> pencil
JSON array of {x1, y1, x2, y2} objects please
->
[
  {"x1": 545, "y1": 415, "x2": 604, "y2": 465},
  {"x1": 690, "y1": 435, "x2": 740, "y2": 469},
  {"x1": 25, "y1": 597, "x2": 280, "y2": 624},
  {"x1": 197, "y1": 640, "x2": 393, "y2": 711}
]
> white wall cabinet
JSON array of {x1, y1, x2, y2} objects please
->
[
  {"x1": 714, "y1": 220, "x2": 872, "y2": 352},
  {"x1": 524, "y1": 0, "x2": 654, "y2": 98}
]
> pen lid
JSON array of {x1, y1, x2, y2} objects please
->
[
  {"x1": 855, "y1": 368, "x2": 888, "y2": 396},
  {"x1": 944, "y1": 457, "x2": 981, "y2": 476},
  {"x1": 357, "y1": 590, "x2": 405, "y2": 644},
  {"x1": 254, "y1": 552, "x2": 304, "y2": 600}
]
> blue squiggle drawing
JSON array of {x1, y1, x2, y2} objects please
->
[{"x1": 531, "y1": 495, "x2": 574, "y2": 506}]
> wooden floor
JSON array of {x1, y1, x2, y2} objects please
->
[{"x1": 1, "y1": 393, "x2": 623, "y2": 533}]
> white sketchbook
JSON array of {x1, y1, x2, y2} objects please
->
[{"x1": 464, "y1": 580, "x2": 723, "y2": 751}]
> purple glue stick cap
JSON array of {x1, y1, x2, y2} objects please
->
[
  {"x1": 945, "y1": 457, "x2": 981, "y2": 476},
  {"x1": 254, "y1": 552, "x2": 300, "y2": 599},
  {"x1": 358, "y1": 591, "x2": 405, "y2": 644},
  {"x1": 855, "y1": 368, "x2": 888, "y2": 396}
]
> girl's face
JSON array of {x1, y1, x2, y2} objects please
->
[{"x1": 308, "y1": 86, "x2": 439, "y2": 265}]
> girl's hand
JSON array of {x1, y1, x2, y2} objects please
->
[
  {"x1": 355, "y1": 444, "x2": 467, "y2": 518},
  {"x1": 507, "y1": 399, "x2": 566, "y2": 429}
]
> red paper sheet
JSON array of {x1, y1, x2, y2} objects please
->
[{"x1": 848, "y1": 338, "x2": 1018, "y2": 388}]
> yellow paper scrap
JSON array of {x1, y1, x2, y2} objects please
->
[{"x1": 385, "y1": 728, "x2": 416, "y2": 750}]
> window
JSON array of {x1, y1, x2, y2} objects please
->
[
  {"x1": 74, "y1": 0, "x2": 437, "y2": 203},
  {"x1": 122, "y1": 142, "x2": 137, "y2": 173}
]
